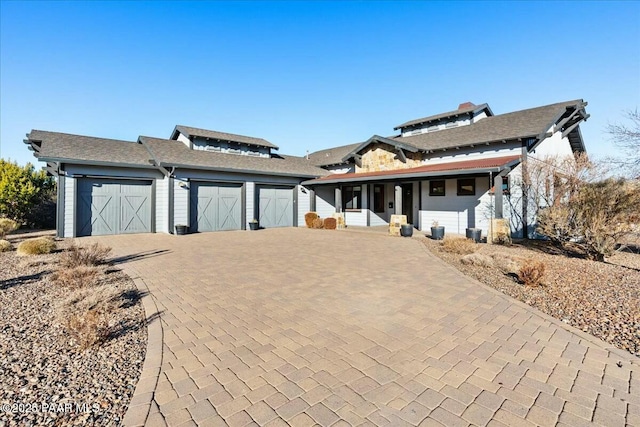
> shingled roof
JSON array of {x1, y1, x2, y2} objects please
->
[
  {"x1": 393, "y1": 100, "x2": 586, "y2": 152},
  {"x1": 394, "y1": 103, "x2": 492, "y2": 130},
  {"x1": 26, "y1": 130, "x2": 154, "y2": 167},
  {"x1": 140, "y1": 136, "x2": 327, "y2": 178},
  {"x1": 307, "y1": 142, "x2": 362, "y2": 167},
  {"x1": 172, "y1": 125, "x2": 279, "y2": 150}
]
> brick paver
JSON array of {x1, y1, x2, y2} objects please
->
[{"x1": 92, "y1": 228, "x2": 639, "y2": 426}]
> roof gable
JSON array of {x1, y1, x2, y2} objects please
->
[{"x1": 395, "y1": 103, "x2": 493, "y2": 130}]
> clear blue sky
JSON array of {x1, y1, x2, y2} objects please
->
[{"x1": 1, "y1": 1, "x2": 639, "y2": 166}]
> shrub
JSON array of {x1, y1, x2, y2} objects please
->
[
  {"x1": 64, "y1": 309, "x2": 110, "y2": 350},
  {"x1": 460, "y1": 253, "x2": 493, "y2": 267},
  {"x1": 17, "y1": 236, "x2": 56, "y2": 256},
  {"x1": 323, "y1": 217, "x2": 337, "y2": 230},
  {"x1": 517, "y1": 259, "x2": 546, "y2": 287},
  {"x1": 0, "y1": 160, "x2": 55, "y2": 225},
  {"x1": 60, "y1": 241, "x2": 112, "y2": 268},
  {"x1": 440, "y1": 237, "x2": 478, "y2": 255},
  {"x1": 0, "y1": 218, "x2": 18, "y2": 239},
  {"x1": 50, "y1": 266, "x2": 100, "y2": 289},
  {"x1": 0, "y1": 239, "x2": 11, "y2": 252},
  {"x1": 312, "y1": 218, "x2": 324, "y2": 229},
  {"x1": 305, "y1": 212, "x2": 319, "y2": 228}
]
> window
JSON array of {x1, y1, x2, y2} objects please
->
[
  {"x1": 457, "y1": 178, "x2": 475, "y2": 196},
  {"x1": 373, "y1": 184, "x2": 385, "y2": 212},
  {"x1": 342, "y1": 186, "x2": 361, "y2": 210},
  {"x1": 429, "y1": 180, "x2": 446, "y2": 196}
]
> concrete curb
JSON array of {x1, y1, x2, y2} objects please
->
[
  {"x1": 121, "y1": 271, "x2": 167, "y2": 427},
  {"x1": 415, "y1": 237, "x2": 639, "y2": 366}
]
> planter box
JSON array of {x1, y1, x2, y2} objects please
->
[
  {"x1": 430, "y1": 226, "x2": 445, "y2": 240},
  {"x1": 466, "y1": 228, "x2": 482, "y2": 243},
  {"x1": 175, "y1": 225, "x2": 188, "y2": 235},
  {"x1": 400, "y1": 224, "x2": 414, "y2": 237},
  {"x1": 249, "y1": 222, "x2": 259, "y2": 230}
]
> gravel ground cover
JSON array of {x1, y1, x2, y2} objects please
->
[
  {"x1": 422, "y1": 235, "x2": 640, "y2": 357},
  {"x1": 0, "y1": 232, "x2": 146, "y2": 426}
]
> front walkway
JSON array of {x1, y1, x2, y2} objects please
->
[{"x1": 93, "y1": 228, "x2": 638, "y2": 426}]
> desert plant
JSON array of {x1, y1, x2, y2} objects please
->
[
  {"x1": 517, "y1": 259, "x2": 546, "y2": 287},
  {"x1": 440, "y1": 237, "x2": 478, "y2": 255},
  {"x1": 0, "y1": 239, "x2": 11, "y2": 252},
  {"x1": 312, "y1": 217, "x2": 324, "y2": 229},
  {"x1": 0, "y1": 217, "x2": 18, "y2": 239},
  {"x1": 17, "y1": 236, "x2": 56, "y2": 256},
  {"x1": 537, "y1": 178, "x2": 640, "y2": 261},
  {"x1": 50, "y1": 266, "x2": 100, "y2": 289},
  {"x1": 305, "y1": 212, "x2": 319, "y2": 228},
  {"x1": 323, "y1": 217, "x2": 337, "y2": 230},
  {"x1": 64, "y1": 309, "x2": 110, "y2": 350},
  {"x1": 60, "y1": 241, "x2": 112, "y2": 268},
  {"x1": 460, "y1": 253, "x2": 493, "y2": 267}
]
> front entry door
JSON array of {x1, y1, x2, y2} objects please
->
[{"x1": 402, "y1": 183, "x2": 413, "y2": 224}]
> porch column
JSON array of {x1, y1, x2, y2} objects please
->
[
  {"x1": 494, "y1": 174, "x2": 503, "y2": 219},
  {"x1": 335, "y1": 187, "x2": 342, "y2": 213},
  {"x1": 394, "y1": 184, "x2": 402, "y2": 215},
  {"x1": 309, "y1": 188, "x2": 316, "y2": 212}
]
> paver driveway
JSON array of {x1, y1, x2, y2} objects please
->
[{"x1": 92, "y1": 228, "x2": 639, "y2": 427}]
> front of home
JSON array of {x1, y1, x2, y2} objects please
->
[{"x1": 25, "y1": 99, "x2": 589, "y2": 239}]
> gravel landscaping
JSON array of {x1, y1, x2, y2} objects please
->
[
  {"x1": 422, "y1": 235, "x2": 640, "y2": 358},
  {"x1": 0, "y1": 232, "x2": 146, "y2": 426}
]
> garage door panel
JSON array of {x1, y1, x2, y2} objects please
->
[
  {"x1": 77, "y1": 179, "x2": 152, "y2": 236},
  {"x1": 259, "y1": 187, "x2": 293, "y2": 228},
  {"x1": 190, "y1": 182, "x2": 242, "y2": 232}
]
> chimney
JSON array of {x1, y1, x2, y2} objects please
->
[{"x1": 458, "y1": 102, "x2": 476, "y2": 110}]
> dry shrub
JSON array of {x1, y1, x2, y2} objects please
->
[
  {"x1": 65, "y1": 309, "x2": 110, "y2": 350},
  {"x1": 312, "y1": 217, "x2": 324, "y2": 229},
  {"x1": 60, "y1": 241, "x2": 112, "y2": 268},
  {"x1": 440, "y1": 237, "x2": 478, "y2": 255},
  {"x1": 517, "y1": 259, "x2": 546, "y2": 287},
  {"x1": 0, "y1": 239, "x2": 11, "y2": 252},
  {"x1": 50, "y1": 266, "x2": 100, "y2": 289},
  {"x1": 17, "y1": 236, "x2": 56, "y2": 256},
  {"x1": 323, "y1": 217, "x2": 337, "y2": 230},
  {"x1": 460, "y1": 253, "x2": 493, "y2": 267},
  {"x1": 305, "y1": 212, "x2": 319, "y2": 228},
  {"x1": 491, "y1": 254, "x2": 522, "y2": 275},
  {"x1": 0, "y1": 218, "x2": 18, "y2": 239}
]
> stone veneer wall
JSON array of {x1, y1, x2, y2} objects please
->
[{"x1": 357, "y1": 143, "x2": 423, "y2": 172}]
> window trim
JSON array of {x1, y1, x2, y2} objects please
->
[
  {"x1": 342, "y1": 185, "x2": 362, "y2": 210},
  {"x1": 457, "y1": 178, "x2": 476, "y2": 196},
  {"x1": 429, "y1": 180, "x2": 446, "y2": 197}
]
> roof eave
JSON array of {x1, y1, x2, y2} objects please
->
[
  {"x1": 302, "y1": 164, "x2": 518, "y2": 186},
  {"x1": 157, "y1": 161, "x2": 325, "y2": 179},
  {"x1": 340, "y1": 135, "x2": 419, "y2": 163},
  {"x1": 36, "y1": 156, "x2": 158, "y2": 170}
]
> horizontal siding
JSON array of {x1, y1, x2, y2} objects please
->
[
  {"x1": 345, "y1": 211, "x2": 367, "y2": 227},
  {"x1": 297, "y1": 186, "x2": 310, "y2": 227},
  {"x1": 419, "y1": 177, "x2": 491, "y2": 235},
  {"x1": 245, "y1": 181, "x2": 255, "y2": 227},
  {"x1": 315, "y1": 186, "x2": 335, "y2": 219},
  {"x1": 173, "y1": 178, "x2": 189, "y2": 227},
  {"x1": 155, "y1": 176, "x2": 169, "y2": 233},
  {"x1": 64, "y1": 176, "x2": 75, "y2": 237}
]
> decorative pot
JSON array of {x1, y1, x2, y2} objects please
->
[
  {"x1": 430, "y1": 226, "x2": 445, "y2": 240},
  {"x1": 175, "y1": 225, "x2": 188, "y2": 235},
  {"x1": 249, "y1": 222, "x2": 259, "y2": 230},
  {"x1": 400, "y1": 224, "x2": 414, "y2": 237},
  {"x1": 466, "y1": 228, "x2": 482, "y2": 243}
]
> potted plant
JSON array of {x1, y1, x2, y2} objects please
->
[
  {"x1": 430, "y1": 220, "x2": 445, "y2": 240},
  {"x1": 400, "y1": 223, "x2": 414, "y2": 237},
  {"x1": 249, "y1": 219, "x2": 259, "y2": 230},
  {"x1": 175, "y1": 224, "x2": 188, "y2": 235}
]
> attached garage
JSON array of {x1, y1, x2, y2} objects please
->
[
  {"x1": 77, "y1": 178, "x2": 153, "y2": 236},
  {"x1": 258, "y1": 186, "x2": 294, "y2": 228},
  {"x1": 190, "y1": 182, "x2": 243, "y2": 232}
]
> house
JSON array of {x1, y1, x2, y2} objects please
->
[{"x1": 25, "y1": 99, "x2": 589, "y2": 238}]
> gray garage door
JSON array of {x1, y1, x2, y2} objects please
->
[
  {"x1": 190, "y1": 182, "x2": 242, "y2": 232},
  {"x1": 258, "y1": 187, "x2": 293, "y2": 228},
  {"x1": 77, "y1": 179, "x2": 153, "y2": 236}
]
